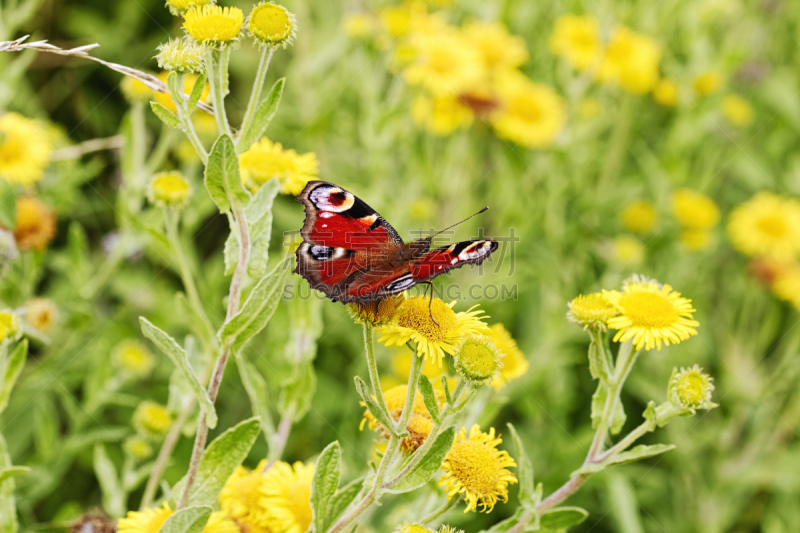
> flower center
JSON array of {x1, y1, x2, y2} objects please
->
[
  {"x1": 396, "y1": 298, "x2": 458, "y2": 342},
  {"x1": 677, "y1": 373, "x2": 706, "y2": 406},
  {"x1": 619, "y1": 291, "x2": 679, "y2": 328},
  {"x1": 757, "y1": 214, "x2": 786, "y2": 238},
  {"x1": 251, "y1": 4, "x2": 292, "y2": 41},
  {"x1": 458, "y1": 341, "x2": 497, "y2": 380},
  {"x1": 447, "y1": 441, "x2": 500, "y2": 494}
]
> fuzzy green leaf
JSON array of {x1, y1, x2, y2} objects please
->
[
  {"x1": 237, "y1": 78, "x2": 285, "y2": 152},
  {"x1": 93, "y1": 445, "x2": 125, "y2": 518},
  {"x1": 353, "y1": 377, "x2": 398, "y2": 437},
  {"x1": 325, "y1": 477, "x2": 363, "y2": 531},
  {"x1": 591, "y1": 382, "x2": 606, "y2": 429},
  {"x1": 588, "y1": 339, "x2": 611, "y2": 382},
  {"x1": 507, "y1": 423, "x2": 535, "y2": 505},
  {"x1": 0, "y1": 340, "x2": 28, "y2": 414},
  {"x1": 150, "y1": 101, "x2": 181, "y2": 129},
  {"x1": 0, "y1": 467, "x2": 28, "y2": 485},
  {"x1": 205, "y1": 134, "x2": 251, "y2": 214},
  {"x1": 610, "y1": 396, "x2": 627, "y2": 435},
  {"x1": 540, "y1": 507, "x2": 589, "y2": 529},
  {"x1": 417, "y1": 375, "x2": 440, "y2": 424},
  {"x1": 186, "y1": 73, "x2": 207, "y2": 115},
  {"x1": 604, "y1": 444, "x2": 676, "y2": 467},
  {"x1": 224, "y1": 178, "x2": 280, "y2": 277},
  {"x1": 311, "y1": 441, "x2": 341, "y2": 533},
  {"x1": 160, "y1": 506, "x2": 212, "y2": 533},
  {"x1": 0, "y1": 434, "x2": 18, "y2": 533},
  {"x1": 388, "y1": 426, "x2": 455, "y2": 493}
]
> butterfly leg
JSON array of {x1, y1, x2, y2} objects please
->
[{"x1": 422, "y1": 281, "x2": 439, "y2": 327}]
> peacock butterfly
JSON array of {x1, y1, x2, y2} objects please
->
[{"x1": 294, "y1": 181, "x2": 498, "y2": 303}]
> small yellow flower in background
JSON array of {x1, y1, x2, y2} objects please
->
[
  {"x1": 344, "y1": 13, "x2": 374, "y2": 39},
  {"x1": 395, "y1": 524, "x2": 432, "y2": 533},
  {"x1": 113, "y1": 339, "x2": 155, "y2": 378},
  {"x1": 462, "y1": 20, "x2": 529, "y2": 73},
  {"x1": 155, "y1": 72, "x2": 210, "y2": 113},
  {"x1": 347, "y1": 294, "x2": 405, "y2": 327},
  {"x1": 121, "y1": 76, "x2": 156, "y2": 101},
  {"x1": 390, "y1": 345, "x2": 445, "y2": 383},
  {"x1": 621, "y1": 200, "x2": 657, "y2": 234},
  {"x1": 0, "y1": 310, "x2": 20, "y2": 343},
  {"x1": 567, "y1": 293, "x2": 618, "y2": 331},
  {"x1": 411, "y1": 94, "x2": 474, "y2": 136},
  {"x1": 453, "y1": 335, "x2": 503, "y2": 385},
  {"x1": 123, "y1": 436, "x2": 154, "y2": 460},
  {"x1": 259, "y1": 461, "x2": 314, "y2": 533},
  {"x1": 721, "y1": 94, "x2": 754, "y2": 127},
  {"x1": 611, "y1": 235, "x2": 645, "y2": 266},
  {"x1": 0, "y1": 112, "x2": 52, "y2": 186},
  {"x1": 13, "y1": 196, "x2": 57, "y2": 251},
  {"x1": 403, "y1": 30, "x2": 485, "y2": 96},
  {"x1": 248, "y1": 2, "x2": 296, "y2": 47},
  {"x1": 402, "y1": 414, "x2": 435, "y2": 453},
  {"x1": 219, "y1": 460, "x2": 271, "y2": 530},
  {"x1": 156, "y1": 38, "x2": 207, "y2": 74},
  {"x1": 490, "y1": 71, "x2": 566, "y2": 149},
  {"x1": 670, "y1": 188, "x2": 720, "y2": 230},
  {"x1": 597, "y1": 26, "x2": 661, "y2": 94},
  {"x1": 239, "y1": 138, "x2": 319, "y2": 195},
  {"x1": 360, "y1": 384, "x2": 442, "y2": 432},
  {"x1": 148, "y1": 171, "x2": 192, "y2": 209},
  {"x1": 132, "y1": 401, "x2": 172, "y2": 439},
  {"x1": 438, "y1": 528, "x2": 464, "y2": 533},
  {"x1": 487, "y1": 324, "x2": 528, "y2": 390},
  {"x1": 377, "y1": 4, "x2": 421, "y2": 39},
  {"x1": 379, "y1": 296, "x2": 489, "y2": 366},
  {"x1": 25, "y1": 297, "x2": 58, "y2": 332},
  {"x1": 176, "y1": 139, "x2": 201, "y2": 163},
  {"x1": 549, "y1": 14, "x2": 602, "y2": 72},
  {"x1": 117, "y1": 503, "x2": 238, "y2": 533},
  {"x1": 669, "y1": 365, "x2": 717, "y2": 412},
  {"x1": 728, "y1": 192, "x2": 800, "y2": 259},
  {"x1": 772, "y1": 266, "x2": 800, "y2": 310},
  {"x1": 603, "y1": 279, "x2": 699, "y2": 351},
  {"x1": 680, "y1": 228, "x2": 713, "y2": 251},
  {"x1": 165, "y1": 0, "x2": 213, "y2": 17},
  {"x1": 653, "y1": 78, "x2": 679, "y2": 107},
  {"x1": 577, "y1": 97, "x2": 602, "y2": 119},
  {"x1": 439, "y1": 424, "x2": 517, "y2": 513},
  {"x1": 183, "y1": 5, "x2": 244, "y2": 45},
  {"x1": 692, "y1": 71, "x2": 723, "y2": 97}
]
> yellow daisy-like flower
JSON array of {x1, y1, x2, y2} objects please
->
[
  {"x1": 239, "y1": 138, "x2": 319, "y2": 195},
  {"x1": 610, "y1": 235, "x2": 645, "y2": 266},
  {"x1": 653, "y1": 78, "x2": 679, "y2": 107},
  {"x1": 148, "y1": 171, "x2": 193, "y2": 209},
  {"x1": 567, "y1": 292, "x2": 618, "y2": 331},
  {"x1": 25, "y1": 297, "x2": 58, "y2": 332},
  {"x1": 462, "y1": 20, "x2": 528, "y2": 73},
  {"x1": 771, "y1": 265, "x2": 800, "y2": 310},
  {"x1": 260, "y1": 461, "x2": 314, "y2": 533},
  {"x1": 396, "y1": 524, "x2": 433, "y2": 533},
  {"x1": 670, "y1": 188, "x2": 720, "y2": 230},
  {"x1": 668, "y1": 365, "x2": 716, "y2": 412},
  {"x1": 347, "y1": 294, "x2": 405, "y2": 327},
  {"x1": 621, "y1": 200, "x2": 657, "y2": 234},
  {"x1": 123, "y1": 436, "x2": 154, "y2": 460},
  {"x1": 112, "y1": 339, "x2": 155, "y2": 378},
  {"x1": 401, "y1": 414, "x2": 436, "y2": 453},
  {"x1": 166, "y1": 0, "x2": 213, "y2": 16},
  {"x1": 439, "y1": 424, "x2": 517, "y2": 513},
  {"x1": 219, "y1": 460, "x2": 271, "y2": 529},
  {"x1": 692, "y1": 71, "x2": 723, "y2": 97},
  {"x1": 155, "y1": 71, "x2": 210, "y2": 113},
  {"x1": 411, "y1": 94, "x2": 474, "y2": 137},
  {"x1": 360, "y1": 384, "x2": 441, "y2": 432},
  {"x1": 390, "y1": 344, "x2": 446, "y2": 383},
  {"x1": 132, "y1": 401, "x2": 172, "y2": 439},
  {"x1": 721, "y1": 94, "x2": 754, "y2": 127},
  {"x1": 728, "y1": 192, "x2": 800, "y2": 259},
  {"x1": 344, "y1": 14, "x2": 374, "y2": 40},
  {"x1": 548, "y1": 14, "x2": 602, "y2": 71},
  {"x1": 0, "y1": 112, "x2": 52, "y2": 186},
  {"x1": 603, "y1": 281, "x2": 699, "y2": 351},
  {"x1": 488, "y1": 324, "x2": 528, "y2": 390},
  {"x1": 597, "y1": 26, "x2": 661, "y2": 94},
  {"x1": 117, "y1": 503, "x2": 238, "y2": 533},
  {"x1": 490, "y1": 71, "x2": 565, "y2": 149},
  {"x1": 403, "y1": 30, "x2": 485, "y2": 97},
  {"x1": 13, "y1": 196, "x2": 56, "y2": 251},
  {"x1": 453, "y1": 335, "x2": 503, "y2": 385},
  {"x1": 248, "y1": 2, "x2": 296, "y2": 47},
  {"x1": 379, "y1": 296, "x2": 489, "y2": 366},
  {"x1": 183, "y1": 5, "x2": 244, "y2": 45},
  {"x1": 156, "y1": 37, "x2": 207, "y2": 74},
  {"x1": 0, "y1": 310, "x2": 20, "y2": 343}
]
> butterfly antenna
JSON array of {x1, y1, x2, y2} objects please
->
[
  {"x1": 431, "y1": 207, "x2": 489, "y2": 240},
  {"x1": 424, "y1": 282, "x2": 439, "y2": 327}
]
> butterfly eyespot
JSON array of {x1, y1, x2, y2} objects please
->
[
  {"x1": 385, "y1": 274, "x2": 416, "y2": 291},
  {"x1": 310, "y1": 185, "x2": 355, "y2": 213},
  {"x1": 309, "y1": 245, "x2": 334, "y2": 260}
]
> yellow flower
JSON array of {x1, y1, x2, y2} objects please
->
[
  {"x1": 670, "y1": 188, "x2": 720, "y2": 230},
  {"x1": 772, "y1": 266, "x2": 800, "y2": 310},
  {"x1": 121, "y1": 76, "x2": 156, "y2": 101},
  {"x1": 379, "y1": 296, "x2": 489, "y2": 366},
  {"x1": 490, "y1": 71, "x2": 565, "y2": 149},
  {"x1": 360, "y1": 384, "x2": 441, "y2": 432},
  {"x1": 155, "y1": 72, "x2": 210, "y2": 113},
  {"x1": 603, "y1": 280, "x2": 699, "y2": 351},
  {"x1": 183, "y1": 5, "x2": 244, "y2": 45},
  {"x1": 549, "y1": 14, "x2": 602, "y2": 71},
  {"x1": 123, "y1": 436, "x2": 154, "y2": 460},
  {"x1": 0, "y1": 112, "x2": 52, "y2": 186},
  {"x1": 248, "y1": 2, "x2": 296, "y2": 47},
  {"x1": 411, "y1": 94, "x2": 474, "y2": 136},
  {"x1": 132, "y1": 401, "x2": 172, "y2": 439},
  {"x1": 653, "y1": 78, "x2": 679, "y2": 107},
  {"x1": 117, "y1": 503, "x2": 238, "y2": 533},
  {"x1": 347, "y1": 295, "x2": 405, "y2": 327},
  {"x1": 597, "y1": 26, "x2": 661, "y2": 94},
  {"x1": 389, "y1": 345, "x2": 445, "y2": 382},
  {"x1": 344, "y1": 13, "x2": 374, "y2": 39},
  {"x1": 453, "y1": 335, "x2": 503, "y2": 385},
  {"x1": 462, "y1": 20, "x2": 528, "y2": 73},
  {"x1": 25, "y1": 298, "x2": 58, "y2": 332},
  {"x1": 668, "y1": 365, "x2": 716, "y2": 412},
  {"x1": 113, "y1": 340, "x2": 155, "y2": 378},
  {"x1": 396, "y1": 524, "x2": 433, "y2": 533},
  {"x1": 693, "y1": 71, "x2": 723, "y2": 97},
  {"x1": 728, "y1": 192, "x2": 800, "y2": 259},
  {"x1": 0, "y1": 310, "x2": 20, "y2": 343},
  {"x1": 403, "y1": 30, "x2": 485, "y2": 96},
  {"x1": 377, "y1": 4, "x2": 419, "y2": 38},
  {"x1": 156, "y1": 38, "x2": 207, "y2": 73},
  {"x1": 260, "y1": 461, "x2": 314, "y2": 533},
  {"x1": 439, "y1": 424, "x2": 517, "y2": 513},
  {"x1": 166, "y1": 0, "x2": 212, "y2": 16},
  {"x1": 567, "y1": 293, "x2": 618, "y2": 331},
  {"x1": 13, "y1": 196, "x2": 56, "y2": 251},
  {"x1": 611, "y1": 235, "x2": 644, "y2": 266},
  {"x1": 402, "y1": 414, "x2": 436, "y2": 453},
  {"x1": 721, "y1": 94, "x2": 754, "y2": 127},
  {"x1": 488, "y1": 324, "x2": 528, "y2": 390},
  {"x1": 219, "y1": 460, "x2": 271, "y2": 529},
  {"x1": 577, "y1": 98, "x2": 601, "y2": 119},
  {"x1": 680, "y1": 228, "x2": 713, "y2": 251},
  {"x1": 621, "y1": 200, "x2": 657, "y2": 234},
  {"x1": 239, "y1": 138, "x2": 319, "y2": 195},
  {"x1": 148, "y1": 171, "x2": 192, "y2": 209}
]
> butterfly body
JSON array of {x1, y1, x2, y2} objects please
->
[{"x1": 295, "y1": 181, "x2": 497, "y2": 303}]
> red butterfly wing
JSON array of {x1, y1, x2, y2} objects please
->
[{"x1": 410, "y1": 240, "x2": 498, "y2": 281}]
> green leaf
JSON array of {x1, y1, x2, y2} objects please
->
[
  {"x1": 93, "y1": 445, "x2": 125, "y2": 518},
  {"x1": 237, "y1": 78, "x2": 285, "y2": 152},
  {"x1": 139, "y1": 318, "x2": 217, "y2": 428},
  {"x1": 310, "y1": 441, "x2": 341, "y2": 533},
  {"x1": 224, "y1": 178, "x2": 280, "y2": 277},
  {"x1": 205, "y1": 134, "x2": 251, "y2": 214},
  {"x1": 588, "y1": 339, "x2": 610, "y2": 382},
  {"x1": 591, "y1": 382, "x2": 606, "y2": 429},
  {"x1": 417, "y1": 375, "x2": 440, "y2": 424},
  {"x1": 540, "y1": 507, "x2": 589, "y2": 530},
  {"x1": 0, "y1": 340, "x2": 28, "y2": 414},
  {"x1": 507, "y1": 423, "x2": 535, "y2": 505},
  {"x1": 0, "y1": 434, "x2": 19, "y2": 533},
  {"x1": 325, "y1": 477, "x2": 363, "y2": 531},
  {"x1": 354, "y1": 376, "x2": 398, "y2": 437},
  {"x1": 236, "y1": 356, "x2": 276, "y2": 442},
  {"x1": 218, "y1": 260, "x2": 290, "y2": 351},
  {"x1": 388, "y1": 426, "x2": 455, "y2": 493},
  {"x1": 480, "y1": 507, "x2": 528, "y2": 533},
  {"x1": 604, "y1": 444, "x2": 676, "y2": 467},
  {"x1": 150, "y1": 101, "x2": 181, "y2": 129},
  {"x1": 0, "y1": 467, "x2": 28, "y2": 485},
  {"x1": 610, "y1": 395, "x2": 627, "y2": 435},
  {"x1": 278, "y1": 361, "x2": 317, "y2": 422},
  {"x1": 606, "y1": 471, "x2": 644, "y2": 533},
  {"x1": 160, "y1": 505, "x2": 212, "y2": 533},
  {"x1": 441, "y1": 376, "x2": 452, "y2": 405},
  {"x1": 169, "y1": 418, "x2": 261, "y2": 508},
  {"x1": 186, "y1": 73, "x2": 208, "y2": 115}
]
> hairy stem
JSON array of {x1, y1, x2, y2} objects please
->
[
  {"x1": 167, "y1": 73, "x2": 207, "y2": 164},
  {"x1": 363, "y1": 324, "x2": 393, "y2": 427},
  {"x1": 237, "y1": 45, "x2": 274, "y2": 148},
  {"x1": 206, "y1": 49, "x2": 232, "y2": 138}
]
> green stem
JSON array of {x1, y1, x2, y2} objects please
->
[
  {"x1": 206, "y1": 49, "x2": 233, "y2": 138},
  {"x1": 237, "y1": 46, "x2": 274, "y2": 147},
  {"x1": 597, "y1": 94, "x2": 635, "y2": 191},
  {"x1": 163, "y1": 208, "x2": 205, "y2": 322},
  {"x1": 167, "y1": 73, "x2": 208, "y2": 164},
  {"x1": 420, "y1": 496, "x2": 459, "y2": 524},
  {"x1": 363, "y1": 324, "x2": 394, "y2": 427},
  {"x1": 145, "y1": 125, "x2": 178, "y2": 175}
]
